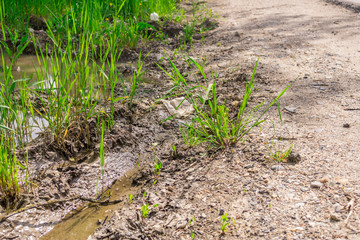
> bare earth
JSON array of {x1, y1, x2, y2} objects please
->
[
  {"x1": 87, "y1": 0, "x2": 360, "y2": 239},
  {"x1": 3, "y1": 0, "x2": 360, "y2": 239}
]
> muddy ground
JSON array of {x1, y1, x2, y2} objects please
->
[{"x1": 1, "y1": 0, "x2": 360, "y2": 239}]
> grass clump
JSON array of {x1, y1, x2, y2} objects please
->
[
  {"x1": 266, "y1": 138, "x2": 293, "y2": 162},
  {"x1": 159, "y1": 57, "x2": 292, "y2": 150}
]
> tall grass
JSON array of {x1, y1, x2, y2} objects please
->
[
  {"x1": 0, "y1": 0, "x2": 182, "y2": 209},
  {"x1": 1, "y1": 0, "x2": 177, "y2": 49}
]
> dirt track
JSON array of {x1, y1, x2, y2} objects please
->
[
  {"x1": 205, "y1": 0, "x2": 360, "y2": 180},
  {"x1": 87, "y1": 1, "x2": 360, "y2": 239},
  {"x1": 203, "y1": 0, "x2": 360, "y2": 188}
]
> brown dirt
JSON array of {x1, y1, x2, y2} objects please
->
[
  {"x1": 2, "y1": 0, "x2": 360, "y2": 239},
  {"x1": 89, "y1": 0, "x2": 360, "y2": 239}
]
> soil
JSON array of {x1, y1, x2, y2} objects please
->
[{"x1": 1, "y1": 0, "x2": 360, "y2": 239}]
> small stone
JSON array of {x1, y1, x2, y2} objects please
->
[
  {"x1": 271, "y1": 165, "x2": 284, "y2": 171},
  {"x1": 319, "y1": 177, "x2": 330, "y2": 183},
  {"x1": 231, "y1": 101, "x2": 240, "y2": 107},
  {"x1": 219, "y1": 209, "x2": 225, "y2": 216},
  {"x1": 258, "y1": 189, "x2": 268, "y2": 194},
  {"x1": 300, "y1": 187, "x2": 309, "y2": 192},
  {"x1": 97, "y1": 219, "x2": 102, "y2": 225},
  {"x1": 343, "y1": 123, "x2": 350, "y2": 128},
  {"x1": 284, "y1": 106, "x2": 297, "y2": 113},
  {"x1": 200, "y1": 213, "x2": 207, "y2": 219},
  {"x1": 287, "y1": 152, "x2": 301, "y2": 163},
  {"x1": 244, "y1": 164, "x2": 253, "y2": 169},
  {"x1": 295, "y1": 202, "x2": 305, "y2": 208},
  {"x1": 334, "y1": 204, "x2": 342, "y2": 213},
  {"x1": 152, "y1": 224, "x2": 163, "y2": 233},
  {"x1": 311, "y1": 181, "x2": 323, "y2": 188},
  {"x1": 330, "y1": 214, "x2": 341, "y2": 221}
]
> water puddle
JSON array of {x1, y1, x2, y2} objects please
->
[{"x1": 41, "y1": 167, "x2": 139, "y2": 240}]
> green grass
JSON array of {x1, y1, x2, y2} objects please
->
[
  {"x1": 159, "y1": 56, "x2": 292, "y2": 150},
  {"x1": 0, "y1": 0, "x2": 217, "y2": 210}
]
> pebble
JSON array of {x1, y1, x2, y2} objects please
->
[
  {"x1": 319, "y1": 177, "x2": 330, "y2": 183},
  {"x1": 334, "y1": 204, "x2": 342, "y2": 213},
  {"x1": 310, "y1": 181, "x2": 323, "y2": 188},
  {"x1": 330, "y1": 214, "x2": 341, "y2": 221},
  {"x1": 271, "y1": 165, "x2": 284, "y2": 171},
  {"x1": 284, "y1": 106, "x2": 297, "y2": 113},
  {"x1": 219, "y1": 209, "x2": 225, "y2": 216},
  {"x1": 300, "y1": 187, "x2": 309, "y2": 192},
  {"x1": 295, "y1": 202, "x2": 305, "y2": 208}
]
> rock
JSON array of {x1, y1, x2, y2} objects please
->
[
  {"x1": 330, "y1": 214, "x2": 341, "y2": 221},
  {"x1": 284, "y1": 106, "x2": 297, "y2": 113},
  {"x1": 219, "y1": 209, "x2": 225, "y2": 216},
  {"x1": 287, "y1": 152, "x2": 301, "y2": 163},
  {"x1": 152, "y1": 224, "x2": 163, "y2": 233},
  {"x1": 334, "y1": 203, "x2": 342, "y2": 213},
  {"x1": 200, "y1": 213, "x2": 207, "y2": 219},
  {"x1": 231, "y1": 101, "x2": 240, "y2": 107},
  {"x1": 295, "y1": 202, "x2": 305, "y2": 208},
  {"x1": 319, "y1": 177, "x2": 330, "y2": 183},
  {"x1": 343, "y1": 123, "x2": 350, "y2": 128},
  {"x1": 310, "y1": 181, "x2": 323, "y2": 188},
  {"x1": 244, "y1": 164, "x2": 254, "y2": 169},
  {"x1": 300, "y1": 187, "x2": 309, "y2": 192},
  {"x1": 271, "y1": 165, "x2": 284, "y2": 171}
]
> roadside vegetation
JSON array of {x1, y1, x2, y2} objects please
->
[
  {"x1": 0, "y1": 0, "x2": 290, "y2": 232},
  {"x1": 0, "y1": 0, "x2": 218, "y2": 211}
]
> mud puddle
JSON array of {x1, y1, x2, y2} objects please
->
[{"x1": 41, "y1": 167, "x2": 140, "y2": 240}]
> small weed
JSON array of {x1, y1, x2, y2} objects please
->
[
  {"x1": 189, "y1": 216, "x2": 196, "y2": 239},
  {"x1": 220, "y1": 213, "x2": 230, "y2": 234},
  {"x1": 266, "y1": 138, "x2": 293, "y2": 162},
  {"x1": 154, "y1": 156, "x2": 161, "y2": 175},
  {"x1": 171, "y1": 144, "x2": 177, "y2": 157},
  {"x1": 143, "y1": 191, "x2": 148, "y2": 199},
  {"x1": 141, "y1": 203, "x2": 149, "y2": 218},
  {"x1": 179, "y1": 123, "x2": 202, "y2": 147},
  {"x1": 128, "y1": 194, "x2": 133, "y2": 203}
]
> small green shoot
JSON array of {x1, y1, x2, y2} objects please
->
[
  {"x1": 171, "y1": 144, "x2": 177, "y2": 156},
  {"x1": 128, "y1": 194, "x2": 133, "y2": 203},
  {"x1": 266, "y1": 138, "x2": 293, "y2": 162},
  {"x1": 141, "y1": 203, "x2": 149, "y2": 218},
  {"x1": 154, "y1": 156, "x2": 161, "y2": 175},
  {"x1": 189, "y1": 216, "x2": 196, "y2": 239},
  {"x1": 220, "y1": 213, "x2": 230, "y2": 234}
]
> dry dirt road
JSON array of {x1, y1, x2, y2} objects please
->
[
  {"x1": 204, "y1": 0, "x2": 360, "y2": 190},
  {"x1": 200, "y1": 0, "x2": 360, "y2": 237},
  {"x1": 89, "y1": 0, "x2": 360, "y2": 239}
]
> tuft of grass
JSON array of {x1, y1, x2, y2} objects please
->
[
  {"x1": 0, "y1": 138, "x2": 28, "y2": 210},
  {"x1": 265, "y1": 138, "x2": 293, "y2": 162},
  {"x1": 159, "y1": 57, "x2": 292, "y2": 150}
]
